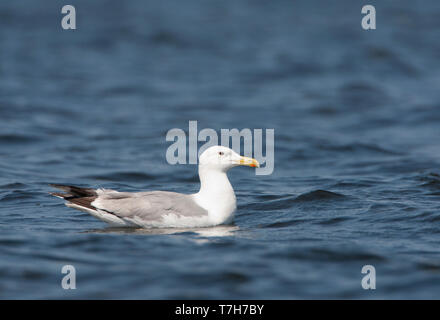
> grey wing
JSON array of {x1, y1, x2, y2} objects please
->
[{"x1": 92, "y1": 190, "x2": 208, "y2": 223}]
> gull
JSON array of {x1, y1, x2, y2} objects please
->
[{"x1": 50, "y1": 146, "x2": 260, "y2": 228}]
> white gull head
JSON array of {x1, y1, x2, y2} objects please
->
[{"x1": 193, "y1": 146, "x2": 260, "y2": 226}]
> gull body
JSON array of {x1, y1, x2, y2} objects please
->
[{"x1": 50, "y1": 146, "x2": 259, "y2": 228}]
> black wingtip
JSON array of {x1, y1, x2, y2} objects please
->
[
  {"x1": 49, "y1": 184, "x2": 68, "y2": 191},
  {"x1": 50, "y1": 183, "x2": 69, "y2": 189},
  {"x1": 49, "y1": 184, "x2": 97, "y2": 197},
  {"x1": 49, "y1": 191, "x2": 70, "y2": 199}
]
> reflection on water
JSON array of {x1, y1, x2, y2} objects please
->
[{"x1": 83, "y1": 225, "x2": 240, "y2": 238}]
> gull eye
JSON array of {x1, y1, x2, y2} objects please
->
[{"x1": 218, "y1": 151, "x2": 224, "y2": 156}]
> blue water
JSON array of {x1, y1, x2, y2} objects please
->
[{"x1": 1, "y1": 0, "x2": 440, "y2": 299}]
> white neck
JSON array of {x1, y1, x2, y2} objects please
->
[{"x1": 193, "y1": 165, "x2": 237, "y2": 225}]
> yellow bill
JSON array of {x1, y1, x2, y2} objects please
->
[{"x1": 237, "y1": 156, "x2": 260, "y2": 168}]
